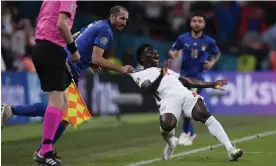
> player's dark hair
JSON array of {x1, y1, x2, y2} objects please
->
[
  {"x1": 189, "y1": 12, "x2": 206, "y2": 22},
  {"x1": 136, "y1": 43, "x2": 154, "y2": 65},
  {"x1": 109, "y1": 5, "x2": 128, "y2": 16}
]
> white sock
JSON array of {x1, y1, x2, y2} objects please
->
[
  {"x1": 205, "y1": 116, "x2": 233, "y2": 151},
  {"x1": 160, "y1": 127, "x2": 175, "y2": 143}
]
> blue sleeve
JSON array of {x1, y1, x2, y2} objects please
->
[
  {"x1": 209, "y1": 39, "x2": 220, "y2": 55},
  {"x1": 171, "y1": 36, "x2": 183, "y2": 51},
  {"x1": 93, "y1": 28, "x2": 111, "y2": 50}
]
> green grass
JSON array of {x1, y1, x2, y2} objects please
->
[{"x1": 1, "y1": 113, "x2": 276, "y2": 166}]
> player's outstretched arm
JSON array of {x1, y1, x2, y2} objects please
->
[
  {"x1": 140, "y1": 60, "x2": 170, "y2": 93},
  {"x1": 91, "y1": 46, "x2": 133, "y2": 73},
  {"x1": 178, "y1": 76, "x2": 228, "y2": 90}
]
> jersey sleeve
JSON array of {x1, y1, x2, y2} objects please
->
[
  {"x1": 171, "y1": 36, "x2": 183, "y2": 51},
  {"x1": 168, "y1": 69, "x2": 180, "y2": 78},
  {"x1": 129, "y1": 72, "x2": 148, "y2": 88},
  {"x1": 59, "y1": 1, "x2": 76, "y2": 18},
  {"x1": 209, "y1": 39, "x2": 220, "y2": 55},
  {"x1": 94, "y1": 28, "x2": 111, "y2": 50}
]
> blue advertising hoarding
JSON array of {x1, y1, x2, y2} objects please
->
[
  {"x1": 1, "y1": 71, "x2": 275, "y2": 125},
  {"x1": 202, "y1": 72, "x2": 276, "y2": 115},
  {"x1": 1, "y1": 72, "x2": 43, "y2": 124}
]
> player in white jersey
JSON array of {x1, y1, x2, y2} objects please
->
[{"x1": 129, "y1": 44, "x2": 243, "y2": 161}]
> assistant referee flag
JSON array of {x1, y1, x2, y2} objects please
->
[{"x1": 62, "y1": 82, "x2": 91, "y2": 127}]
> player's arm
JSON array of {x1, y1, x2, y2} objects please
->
[
  {"x1": 141, "y1": 74, "x2": 163, "y2": 94},
  {"x1": 210, "y1": 52, "x2": 221, "y2": 66},
  {"x1": 178, "y1": 76, "x2": 227, "y2": 90},
  {"x1": 91, "y1": 46, "x2": 124, "y2": 72},
  {"x1": 204, "y1": 39, "x2": 221, "y2": 69},
  {"x1": 140, "y1": 60, "x2": 170, "y2": 94},
  {"x1": 169, "y1": 36, "x2": 183, "y2": 58},
  {"x1": 91, "y1": 28, "x2": 132, "y2": 73},
  {"x1": 169, "y1": 50, "x2": 181, "y2": 58}
]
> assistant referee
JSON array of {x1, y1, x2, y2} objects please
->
[{"x1": 31, "y1": 1, "x2": 79, "y2": 165}]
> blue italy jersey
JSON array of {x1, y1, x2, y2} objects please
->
[
  {"x1": 171, "y1": 32, "x2": 220, "y2": 81},
  {"x1": 66, "y1": 19, "x2": 114, "y2": 78}
]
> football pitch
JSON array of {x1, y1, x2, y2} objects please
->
[{"x1": 2, "y1": 113, "x2": 276, "y2": 166}]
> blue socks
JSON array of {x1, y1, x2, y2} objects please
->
[
  {"x1": 11, "y1": 103, "x2": 47, "y2": 117},
  {"x1": 182, "y1": 118, "x2": 195, "y2": 136},
  {"x1": 190, "y1": 122, "x2": 195, "y2": 135},
  {"x1": 183, "y1": 119, "x2": 191, "y2": 133}
]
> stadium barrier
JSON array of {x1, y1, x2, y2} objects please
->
[{"x1": 1, "y1": 71, "x2": 276, "y2": 125}]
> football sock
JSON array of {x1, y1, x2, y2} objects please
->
[
  {"x1": 190, "y1": 122, "x2": 195, "y2": 135},
  {"x1": 160, "y1": 127, "x2": 175, "y2": 143},
  {"x1": 205, "y1": 116, "x2": 233, "y2": 151},
  {"x1": 182, "y1": 119, "x2": 191, "y2": 134},
  {"x1": 11, "y1": 103, "x2": 47, "y2": 117}
]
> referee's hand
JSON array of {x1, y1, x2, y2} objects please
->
[{"x1": 71, "y1": 51, "x2": 81, "y2": 62}]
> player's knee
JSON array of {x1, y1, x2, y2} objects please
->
[
  {"x1": 160, "y1": 113, "x2": 177, "y2": 132},
  {"x1": 191, "y1": 99, "x2": 211, "y2": 123}
]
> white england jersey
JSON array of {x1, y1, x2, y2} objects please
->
[{"x1": 129, "y1": 67, "x2": 188, "y2": 101}]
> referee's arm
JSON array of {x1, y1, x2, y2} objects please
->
[{"x1": 57, "y1": 13, "x2": 74, "y2": 44}]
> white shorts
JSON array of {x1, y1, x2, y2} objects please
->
[{"x1": 158, "y1": 90, "x2": 203, "y2": 122}]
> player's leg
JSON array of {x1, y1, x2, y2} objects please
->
[
  {"x1": 31, "y1": 40, "x2": 68, "y2": 165},
  {"x1": 179, "y1": 88, "x2": 198, "y2": 146},
  {"x1": 185, "y1": 88, "x2": 202, "y2": 145},
  {"x1": 159, "y1": 100, "x2": 182, "y2": 160},
  {"x1": 179, "y1": 117, "x2": 192, "y2": 145},
  {"x1": 1, "y1": 103, "x2": 47, "y2": 128},
  {"x1": 191, "y1": 98, "x2": 243, "y2": 161}
]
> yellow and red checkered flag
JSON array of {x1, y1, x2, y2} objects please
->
[{"x1": 62, "y1": 82, "x2": 92, "y2": 127}]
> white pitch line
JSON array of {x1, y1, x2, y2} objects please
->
[{"x1": 126, "y1": 130, "x2": 276, "y2": 166}]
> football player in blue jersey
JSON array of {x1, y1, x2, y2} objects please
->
[
  {"x1": 169, "y1": 13, "x2": 221, "y2": 146},
  {"x1": 1, "y1": 6, "x2": 133, "y2": 164}
]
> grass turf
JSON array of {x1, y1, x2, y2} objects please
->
[{"x1": 1, "y1": 113, "x2": 276, "y2": 166}]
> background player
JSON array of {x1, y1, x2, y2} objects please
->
[
  {"x1": 169, "y1": 13, "x2": 221, "y2": 146},
  {"x1": 130, "y1": 44, "x2": 242, "y2": 161},
  {"x1": 31, "y1": 1, "x2": 79, "y2": 165},
  {"x1": 1, "y1": 5, "x2": 132, "y2": 166}
]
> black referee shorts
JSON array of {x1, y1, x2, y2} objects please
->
[{"x1": 32, "y1": 40, "x2": 71, "y2": 92}]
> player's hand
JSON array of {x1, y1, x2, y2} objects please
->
[
  {"x1": 71, "y1": 51, "x2": 81, "y2": 62},
  {"x1": 120, "y1": 65, "x2": 134, "y2": 73},
  {"x1": 161, "y1": 59, "x2": 171, "y2": 76},
  {"x1": 91, "y1": 65, "x2": 101, "y2": 73},
  {"x1": 213, "y1": 78, "x2": 228, "y2": 91},
  {"x1": 203, "y1": 61, "x2": 214, "y2": 70}
]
